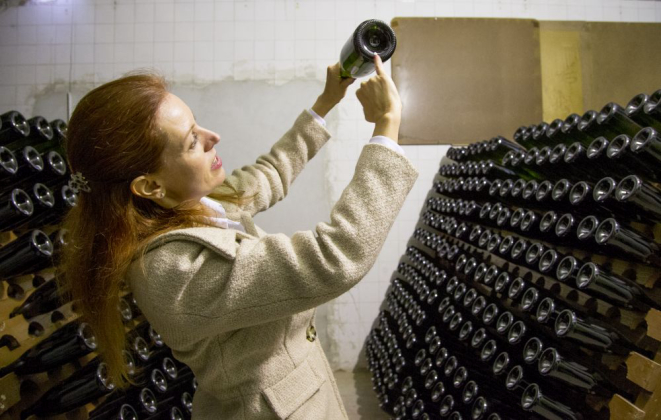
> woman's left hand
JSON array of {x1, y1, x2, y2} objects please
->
[{"x1": 312, "y1": 63, "x2": 356, "y2": 117}]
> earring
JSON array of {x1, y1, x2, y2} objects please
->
[{"x1": 159, "y1": 191, "x2": 165, "y2": 198}]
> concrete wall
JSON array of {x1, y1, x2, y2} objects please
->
[{"x1": 1, "y1": 0, "x2": 660, "y2": 371}]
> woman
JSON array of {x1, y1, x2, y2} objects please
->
[{"x1": 60, "y1": 55, "x2": 418, "y2": 419}]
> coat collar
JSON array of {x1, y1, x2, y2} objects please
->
[{"x1": 144, "y1": 226, "x2": 239, "y2": 259}]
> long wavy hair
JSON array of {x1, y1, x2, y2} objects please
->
[{"x1": 58, "y1": 72, "x2": 247, "y2": 389}]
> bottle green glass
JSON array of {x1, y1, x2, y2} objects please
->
[
  {"x1": 545, "y1": 119, "x2": 565, "y2": 144},
  {"x1": 625, "y1": 93, "x2": 661, "y2": 131},
  {"x1": 597, "y1": 102, "x2": 643, "y2": 137},
  {"x1": 0, "y1": 111, "x2": 31, "y2": 146},
  {"x1": 579, "y1": 110, "x2": 619, "y2": 140},
  {"x1": 558, "y1": 113, "x2": 594, "y2": 146},
  {"x1": 530, "y1": 122, "x2": 550, "y2": 146},
  {"x1": 644, "y1": 88, "x2": 661, "y2": 122},
  {"x1": 340, "y1": 19, "x2": 397, "y2": 79}
]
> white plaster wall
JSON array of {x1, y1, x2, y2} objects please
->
[{"x1": 1, "y1": 0, "x2": 660, "y2": 372}]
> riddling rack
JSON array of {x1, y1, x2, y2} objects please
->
[
  {"x1": 0, "y1": 110, "x2": 195, "y2": 420},
  {"x1": 367, "y1": 90, "x2": 661, "y2": 420}
]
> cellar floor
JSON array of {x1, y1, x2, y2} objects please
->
[{"x1": 334, "y1": 369, "x2": 389, "y2": 420}]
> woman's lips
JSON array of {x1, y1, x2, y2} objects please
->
[{"x1": 211, "y1": 156, "x2": 222, "y2": 170}]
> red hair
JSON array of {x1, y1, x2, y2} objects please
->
[{"x1": 59, "y1": 72, "x2": 244, "y2": 389}]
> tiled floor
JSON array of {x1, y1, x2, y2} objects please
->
[{"x1": 333, "y1": 369, "x2": 390, "y2": 420}]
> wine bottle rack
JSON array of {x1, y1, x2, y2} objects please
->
[
  {"x1": 368, "y1": 90, "x2": 661, "y2": 420},
  {"x1": 0, "y1": 111, "x2": 195, "y2": 419}
]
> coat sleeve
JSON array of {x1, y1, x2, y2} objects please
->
[
  {"x1": 141, "y1": 143, "x2": 418, "y2": 337},
  {"x1": 220, "y1": 110, "x2": 331, "y2": 216}
]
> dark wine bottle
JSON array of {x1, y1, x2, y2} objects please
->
[
  {"x1": 22, "y1": 150, "x2": 67, "y2": 188},
  {"x1": 551, "y1": 179, "x2": 572, "y2": 203},
  {"x1": 531, "y1": 122, "x2": 550, "y2": 145},
  {"x1": 21, "y1": 359, "x2": 115, "y2": 419},
  {"x1": 90, "y1": 387, "x2": 159, "y2": 420},
  {"x1": 555, "y1": 255, "x2": 581, "y2": 283},
  {"x1": 615, "y1": 175, "x2": 661, "y2": 222},
  {"x1": 625, "y1": 93, "x2": 661, "y2": 130},
  {"x1": 576, "y1": 215, "x2": 599, "y2": 243},
  {"x1": 129, "y1": 321, "x2": 164, "y2": 350},
  {"x1": 568, "y1": 181, "x2": 592, "y2": 206},
  {"x1": 644, "y1": 89, "x2": 661, "y2": 122},
  {"x1": 0, "y1": 229, "x2": 53, "y2": 279},
  {"x1": 606, "y1": 134, "x2": 659, "y2": 182},
  {"x1": 487, "y1": 136, "x2": 525, "y2": 161},
  {"x1": 50, "y1": 119, "x2": 67, "y2": 142},
  {"x1": 558, "y1": 113, "x2": 594, "y2": 146},
  {"x1": 0, "y1": 321, "x2": 97, "y2": 377},
  {"x1": 592, "y1": 177, "x2": 617, "y2": 205},
  {"x1": 598, "y1": 102, "x2": 643, "y2": 137},
  {"x1": 0, "y1": 188, "x2": 33, "y2": 231},
  {"x1": 523, "y1": 147, "x2": 539, "y2": 167},
  {"x1": 535, "y1": 180, "x2": 554, "y2": 205},
  {"x1": 0, "y1": 111, "x2": 31, "y2": 145},
  {"x1": 554, "y1": 309, "x2": 638, "y2": 355},
  {"x1": 23, "y1": 183, "x2": 78, "y2": 229},
  {"x1": 548, "y1": 143, "x2": 567, "y2": 167},
  {"x1": 25, "y1": 116, "x2": 54, "y2": 143},
  {"x1": 557, "y1": 141, "x2": 606, "y2": 181},
  {"x1": 629, "y1": 127, "x2": 661, "y2": 169},
  {"x1": 339, "y1": 19, "x2": 396, "y2": 78},
  {"x1": 143, "y1": 405, "x2": 186, "y2": 420},
  {"x1": 0, "y1": 146, "x2": 19, "y2": 184},
  {"x1": 24, "y1": 182, "x2": 56, "y2": 217},
  {"x1": 586, "y1": 136, "x2": 609, "y2": 160},
  {"x1": 9, "y1": 278, "x2": 70, "y2": 319},
  {"x1": 538, "y1": 249, "x2": 561, "y2": 275},
  {"x1": 535, "y1": 146, "x2": 552, "y2": 168},
  {"x1": 520, "y1": 383, "x2": 583, "y2": 420},
  {"x1": 535, "y1": 298, "x2": 560, "y2": 326},
  {"x1": 545, "y1": 119, "x2": 565, "y2": 144},
  {"x1": 524, "y1": 242, "x2": 545, "y2": 269},
  {"x1": 513, "y1": 125, "x2": 530, "y2": 145},
  {"x1": 538, "y1": 211, "x2": 558, "y2": 235},
  {"x1": 562, "y1": 113, "x2": 582, "y2": 135},
  {"x1": 595, "y1": 218, "x2": 661, "y2": 266},
  {"x1": 88, "y1": 403, "x2": 138, "y2": 420},
  {"x1": 13, "y1": 145, "x2": 44, "y2": 181},
  {"x1": 576, "y1": 262, "x2": 657, "y2": 310},
  {"x1": 480, "y1": 160, "x2": 525, "y2": 180},
  {"x1": 537, "y1": 347, "x2": 616, "y2": 397},
  {"x1": 518, "y1": 125, "x2": 538, "y2": 149},
  {"x1": 579, "y1": 110, "x2": 618, "y2": 140},
  {"x1": 509, "y1": 178, "x2": 526, "y2": 202},
  {"x1": 554, "y1": 213, "x2": 578, "y2": 243}
]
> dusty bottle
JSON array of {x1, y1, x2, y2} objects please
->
[{"x1": 340, "y1": 19, "x2": 397, "y2": 78}]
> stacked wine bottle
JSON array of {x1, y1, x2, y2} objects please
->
[
  {"x1": 0, "y1": 110, "x2": 195, "y2": 420},
  {"x1": 367, "y1": 89, "x2": 661, "y2": 420}
]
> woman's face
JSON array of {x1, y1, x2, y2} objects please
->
[{"x1": 153, "y1": 93, "x2": 225, "y2": 205}]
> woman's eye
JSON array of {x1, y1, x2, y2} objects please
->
[{"x1": 190, "y1": 132, "x2": 198, "y2": 149}]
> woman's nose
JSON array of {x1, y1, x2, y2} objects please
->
[
  {"x1": 204, "y1": 130, "x2": 220, "y2": 151},
  {"x1": 210, "y1": 130, "x2": 220, "y2": 145}
]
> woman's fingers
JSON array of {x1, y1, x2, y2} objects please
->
[{"x1": 373, "y1": 54, "x2": 385, "y2": 76}]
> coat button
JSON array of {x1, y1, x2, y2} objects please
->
[{"x1": 306, "y1": 325, "x2": 317, "y2": 342}]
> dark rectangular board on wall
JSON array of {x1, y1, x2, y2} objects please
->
[{"x1": 391, "y1": 18, "x2": 544, "y2": 145}]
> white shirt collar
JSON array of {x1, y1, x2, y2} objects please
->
[{"x1": 200, "y1": 197, "x2": 246, "y2": 233}]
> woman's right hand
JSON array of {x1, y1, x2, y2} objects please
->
[{"x1": 355, "y1": 54, "x2": 402, "y2": 142}]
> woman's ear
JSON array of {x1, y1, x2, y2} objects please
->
[{"x1": 130, "y1": 175, "x2": 165, "y2": 200}]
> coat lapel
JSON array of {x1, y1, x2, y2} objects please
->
[{"x1": 229, "y1": 210, "x2": 260, "y2": 237}]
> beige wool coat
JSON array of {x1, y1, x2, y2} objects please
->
[{"x1": 127, "y1": 110, "x2": 419, "y2": 419}]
